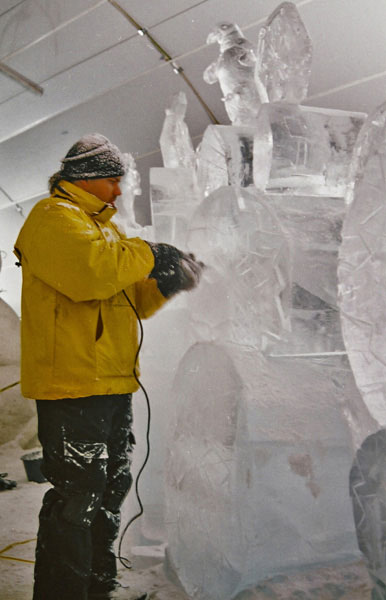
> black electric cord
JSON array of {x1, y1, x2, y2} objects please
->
[{"x1": 117, "y1": 289, "x2": 152, "y2": 570}]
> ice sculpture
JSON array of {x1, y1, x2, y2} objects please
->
[
  {"x1": 338, "y1": 101, "x2": 386, "y2": 597},
  {"x1": 159, "y1": 91, "x2": 196, "y2": 170},
  {"x1": 0, "y1": 296, "x2": 37, "y2": 447},
  {"x1": 113, "y1": 153, "x2": 153, "y2": 239},
  {"x1": 338, "y1": 100, "x2": 386, "y2": 426},
  {"x1": 253, "y1": 104, "x2": 366, "y2": 196},
  {"x1": 203, "y1": 22, "x2": 260, "y2": 125},
  {"x1": 266, "y1": 196, "x2": 346, "y2": 355},
  {"x1": 255, "y1": 1, "x2": 313, "y2": 104},
  {"x1": 164, "y1": 186, "x2": 371, "y2": 600},
  {"x1": 197, "y1": 106, "x2": 365, "y2": 199},
  {"x1": 123, "y1": 94, "x2": 201, "y2": 549},
  {"x1": 151, "y1": 94, "x2": 200, "y2": 248},
  {"x1": 197, "y1": 125, "x2": 255, "y2": 197},
  {"x1": 186, "y1": 186, "x2": 291, "y2": 346},
  {"x1": 141, "y1": 4, "x2": 376, "y2": 599}
]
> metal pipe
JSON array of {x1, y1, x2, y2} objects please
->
[
  {"x1": 107, "y1": 0, "x2": 219, "y2": 124},
  {"x1": 0, "y1": 61, "x2": 43, "y2": 95}
]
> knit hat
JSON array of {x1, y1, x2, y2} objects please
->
[{"x1": 60, "y1": 133, "x2": 126, "y2": 180}]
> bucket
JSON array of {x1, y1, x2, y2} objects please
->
[{"x1": 21, "y1": 450, "x2": 47, "y2": 483}]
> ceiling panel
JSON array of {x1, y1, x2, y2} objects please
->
[
  {"x1": 115, "y1": 0, "x2": 211, "y2": 29},
  {"x1": 304, "y1": 0, "x2": 386, "y2": 97},
  {"x1": 2, "y1": 2, "x2": 138, "y2": 89},
  {"x1": 306, "y1": 72, "x2": 386, "y2": 114},
  {"x1": 0, "y1": 45, "x2": 221, "y2": 203},
  {"x1": 0, "y1": 0, "x2": 102, "y2": 57},
  {"x1": 0, "y1": 33, "x2": 161, "y2": 143},
  {"x1": 0, "y1": 0, "x2": 27, "y2": 17},
  {"x1": 0, "y1": 72, "x2": 24, "y2": 103}
]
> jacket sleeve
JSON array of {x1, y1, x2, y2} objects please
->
[
  {"x1": 15, "y1": 202, "x2": 155, "y2": 302},
  {"x1": 133, "y1": 278, "x2": 169, "y2": 319}
]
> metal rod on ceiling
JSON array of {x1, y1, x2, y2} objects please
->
[
  {"x1": 0, "y1": 61, "x2": 43, "y2": 95},
  {"x1": 107, "y1": 0, "x2": 219, "y2": 125}
]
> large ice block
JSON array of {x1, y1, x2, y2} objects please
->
[
  {"x1": 266, "y1": 195, "x2": 346, "y2": 356},
  {"x1": 255, "y1": 1, "x2": 313, "y2": 104},
  {"x1": 338, "y1": 99, "x2": 386, "y2": 427},
  {"x1": 150, "y1": 167, "x2": 200, "y2": 248},
  {"x1": 253, "y1": 104, "x2": 366, "y2": 196},
  {"x1": 197, "y1": 124, "x2": 256, "y2": 197},
  {"x1": 165, "y1": 343, "x2": 365, "y2": 600},
  {"x1": 204, "y1": 22, "x2": 260, "y2": 126}
]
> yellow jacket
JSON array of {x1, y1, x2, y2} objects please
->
[{"x1": 14, "y1": 180, "x2": 167, "y2": 400}]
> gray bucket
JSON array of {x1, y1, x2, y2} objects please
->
[{"x1": 21, "y1": 450, "x2": 47, "y2": 483}]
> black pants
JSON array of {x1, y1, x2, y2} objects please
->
[{"x1": 33, "y1": 394, "x2": 135, "y2": 600}]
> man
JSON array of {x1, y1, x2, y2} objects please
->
[{"x1": 14, "y1": 133, "x2": 203, "y2": 600}]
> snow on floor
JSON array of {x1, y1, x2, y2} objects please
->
[{"x1": 0, "y1": 442, "x2": 373, "y2": 600}]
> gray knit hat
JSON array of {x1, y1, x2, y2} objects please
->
[
  {"x1": 60, "y1": 133, "x2": 126, "y2": 180},
  {"x1": 49, "y1": 133, "x2": 127, "y2": 193}
]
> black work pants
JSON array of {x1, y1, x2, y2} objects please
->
[{"x1": 33, "y1": 394, "x2": 135, "y2": 600}]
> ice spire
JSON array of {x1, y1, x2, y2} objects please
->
[
  {"x1": 255, "y1": 1, "x2": 313, "y2": 104},
  {"x1": 203, "y1": 22, "x2": 260, "y2": 125},
  {"x1": 159, "y1": 91, "x2": 196, "y2": 170},
  {"x1": 113, "y1": 152, "x2": 142, "y2": 233},
  {"x1": 338, "y1": 99, "x2": 386, "y2": 426}
]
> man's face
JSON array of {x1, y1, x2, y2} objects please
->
[{"x1": 76, "y1": 177, "x2": 122, "y2": 206}]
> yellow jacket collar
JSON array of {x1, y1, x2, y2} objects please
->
[{"x1": 54, "y1": 180, "x2": 117, "y2": 223}]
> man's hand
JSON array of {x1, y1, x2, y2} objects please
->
[
  {"x1": 178, "y1": 252, "x2": 204, "y2": 292},
  {"x1": 146, "y1": 242, "x2": 204, "y2": 298}
]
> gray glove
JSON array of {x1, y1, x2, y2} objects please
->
[{"x1": 146, "y1": 242, "x2": 204, "y2": 298}]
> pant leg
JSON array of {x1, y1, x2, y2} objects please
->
[
  {"x1": 90, "y1": 394, "x2": 135, "y2": 589},
  {"x1": 33, "y1": 396, "x2": 115, "y2": 600}
]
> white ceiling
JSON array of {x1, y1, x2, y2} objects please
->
[{"x1": 1, "y1": 0, "x2": 386, "y2": 313}]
